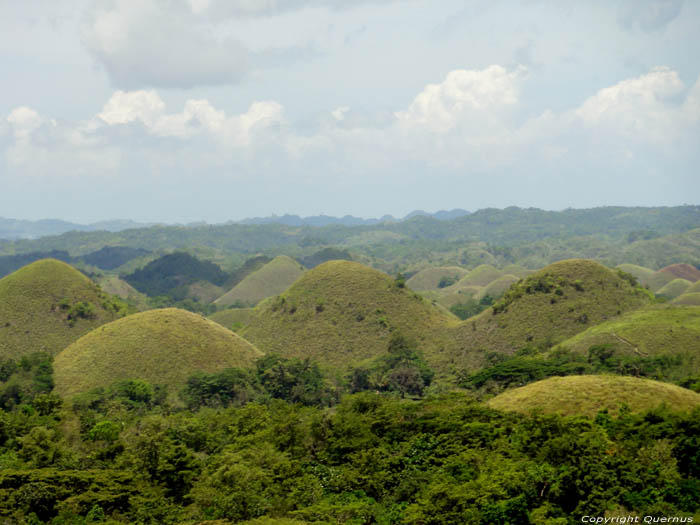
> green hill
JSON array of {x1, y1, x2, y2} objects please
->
[
  {"x1": 672, "y1": 293, "x2": 700, "y2": 306},
  {"x1": 96, "y1": 275, "x2": 150, "y2": 310},
  {"x1": 478, "y1": 274, "x2": 520, "y2": 300},
  {"x1": 209, "y1": 307, "x2": 257, "y2": 332},
  {"x1": 214, "y1": 256, "x2": 305, "y2": 307},
  {"x1": 645, "y1": 264, "x2": 700, "y2": 292},
  {"x1": 501, "y1": 264, "x2": 533, "y2": 278},
  {"x1": 240, "y1": 261, "x2": 455, "y2": 371},
  {"x1": 53, "y1": 308, "x2": 262, "y2": 400},
  {"x1": 0, "y1": 259, "x2": 125, "y2": 359},
  {"x1": 405, "y1": 266, "x2": 469, "y2": 291},
  {"x1": 615, "y1": 263, "x2": 655, "y2": 285},
  {"x1": 487, "y1": 375, "x2": 700, "y2": 417},
  {"x1": 451, "y1": 264, "x2": 503, "y2": 288},
  {"x1": 655, "y1": 278, "x2": 693, "y2": 299},
  {"x1": 450, "y1": 259, "x2": 652, "y2": 366},
  {"x1": 552, "y1": 305, "x2": 700, "y2": 380}
]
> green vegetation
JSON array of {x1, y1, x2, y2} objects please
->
[
  {"x1": 0, "y1": 259, "x2": 126, "y2": 360},
  {"x1": 449, "y1": 264, "x2": 503, "y2": 288},
  {"x1": 672, "y1": 292, "x2": 700, "y2": 306},
  {"x1": 488, "y1": 375, "x2": 700, "y2": 416},
  {"x1": 449, "y1": 294, "x2": 494, "y2": 320},
  {"x1": 53, "y1": 308, "x2": 262, "y2": 401},
  {"x1": 214, "y1": 256, "x2": 305, "y2": 307},
  {"x1": 123, "y1": 252, "x2": 228, "y2": 299},
  {"x1": 81, "y1": 246, "x2": 151, "y2": 270}
]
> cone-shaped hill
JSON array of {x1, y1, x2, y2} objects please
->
[
  {"x1": 406, "y1": 266, "x2": 469, "y2": 291},
  {"x1": 240, "y1": 261, "x2": 456, "y2": 371},
  {"x1": 214, "y1": 255, "x2": 305, "y2": 307},
  {"x1": 53, "y1": 308, "x2": 262, "y2": 400},
  {"x1": 488, "y1": 375, "x2": 700, "y2": 417},
  {"x1": 449, "y1": 259, "x2": 652, "y2": 366},
  {"x1": 672, "y1": 293, "x2": 700, "y2": 306},
  {"x1": 646, "y1": 264, "x2": 700, "y2": 292},
  {"x1": 209, "y1": 307, "x2": 257, "y2": 332},
  {"x1": 655, "y1": 278, "x2": 693, "y2": 299},
  {"x1": 0, "y1": 259, "x2": 125, "y2": 359},
  {"x1": 552, "y1": 305, "x2": 700, "y2": 380}
]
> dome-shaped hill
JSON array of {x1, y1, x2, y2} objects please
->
[
  {"x1": 0, "y1": 259, "x2": 125, "y2": 359},
  {"x1": 553, "y1": 305, "x2": 700, "y2": 380},
  {"x1": 487, "y1": 375, "x2": 700, "y2": 417},
  {"x1": 688, "y1": 281, "x2": 700, "y2": 294},
  {"x1": 215, "y1": 256, "x2": 305, "y2": 307},
  {"x1": 450, "y1": 259, "x2": 652, "y2": 367},
  {"x1": 616, "y1": 263, "x2": 654, "y2": 286},
  {"x1": 240, "y1": 261, "x2": 456, "y2": 371},
  {"x1": 672, "y1": 293, "x2": 700, "y2": 306},
  {"x1": 646, "y1": 264, "x2": 700, "y2": 292},
  {"x1": 54, "y1": 308, "x2": 262, "y2": 400},
  {"x1": 655, "y1": 278, "x2": 692, "y2": 299},
  {"x1": 450, "y1": 264, "x2": 503, "y2": 288},
  {"x1": 406, "y1": 266, "x2": 469, "y2": 291},
  {"x1": 478, "y1": 274, "x2": 520, "y2": 300},
  {"x1": 501, "y1": 264, "x2": 534, "y2": 279}
]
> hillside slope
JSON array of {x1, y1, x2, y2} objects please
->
[
  {"x1": 0, "y1": 259, "x2": 124, "y2": 359},
  {"x1": 552, "y1": 305, "x2": 700, "y2": 380},
  {"x1": 54, "y1": 308, "x2": 262, "y2": 400},
  {"x1": 214, "y1": 256, "x2": 305, "y2": 307},
  {"x1": 449, "y1": 259, "x2": 652, "y2": 367}
]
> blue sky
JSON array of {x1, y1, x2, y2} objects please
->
[{"x1": 1, "y1": 0, "x2": 698, "y2": 223}]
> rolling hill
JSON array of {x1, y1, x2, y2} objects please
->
[
  {"x1": 240, "y1": 261, "x2": 456, "y2": 371},
  {"x1": 0, "y1": 259, "x2": 125, "y2": 359},
  {"x1": 672, "y1": 293, "x2": 700, "y2": 306},
  {"x1": 449, "y1": 259, "x2": 652, "y2": 366},
  {"x1": 209, "y1": 307, "x2": 258, "y2": 332},
  {"x1": 53, "y1": 308, "x2": 262, "y2": 401},
  {"x1": 552, "y1": 305, "x2": 700, "y2": 380},
  {"x1": 487, "y1": 375, "x2": 700, "y2": 417},
  {"x1": 405, "y1": 266, "x2": 469, "y2": 291},
  {"x1": 214, "y1": 256, "x2": 305, "y2": 307},
  {"x1": 655, "y1": 278, "x2": 693, "y2": 299}
]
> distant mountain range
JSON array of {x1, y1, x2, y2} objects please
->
[{"x1": 0, "y1": 210, "x2": 470, "y2": 240}]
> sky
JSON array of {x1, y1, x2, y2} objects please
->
[{"x1": 1, "y1": 0, "x2": 699, "y2": 223}]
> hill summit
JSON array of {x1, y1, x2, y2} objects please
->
[{"x1": 0, "y1": 259, "x2": 125, "y2": 359}]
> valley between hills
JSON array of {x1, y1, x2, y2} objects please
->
[{"x1": 0, "y1": 206, "x2": 699, "y2": 524}]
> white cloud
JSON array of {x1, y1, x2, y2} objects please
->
[
  {"x1": 96, "y1": 90, "x2": 285, "y2": 146},
  {"x1": 395, "y1": 65, "x2": 525, "y2": 133},
  {"x1": 82, "y1": 0, "x2": 249, "y2": 89}
]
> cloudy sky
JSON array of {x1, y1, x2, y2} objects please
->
[{"x1": 1, "y1": 0, "x2": 699, "y2": 223}]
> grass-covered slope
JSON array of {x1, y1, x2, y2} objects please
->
[
  {"x1": 478, "y1": 274, "x2": 520, "y2": 300},
  {"x1": 488, "y1": 375, "x2": 700, "y2": 417},
  {"x1": 552, "y1": 305, "x2": 700, "y2": 380},
  {"x1": 405, "y1": 266, "x2": 469, "y2": 291},
  {"x1": 96, "y1": 275, "x2": 150, "y2": 310},
  {"x1": 672, "y1": 293, "x2": 700, "y2": 306},
  {"x1": 209, "y1": 307, "x2": 257, "y2": 332},
  {"x1": 451, "y1": 264, "x2": 503, "y2": 288},
  {"x1": 655, "y1": 278, "x2": 693, "y2": 299},
  {"x1": 241, "y1": 261, "x2": 455, "y2": 370},
  {"x1": 0, "y1": 259, "x2": 124, "y2": 359},
  {"x1": 214, "y1": 255, "x2": 305, "y2": 307},
  {"x1": 645, "y1": 264, "x2": 700, "y2": 292},
  {"x1": 615, "y1": 263, "x2": 655, "y2": 285},
  {"x1": 53, "y1": 308, "x2": 262, "y2": 400},
  {"x1": 450, "y1": 259, "x2": 652, "y2": 363}
]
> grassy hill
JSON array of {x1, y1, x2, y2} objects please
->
[
  {"x1": 449, "y1": 259, "x2": 652, "y2": 366},
  {"x1": 655, "y1": 278, "x2": 693, "y2": 299},
  {"x1": 53, "y1": 308, "x2": 262, "y2": 401},
  {"x1": 214, "y1": 256, "x2": 305, "y2": 307},
  {"x1": 487, "y1": 375, "x2": 700, "y2": 417},
  {"x1": 209, "y1": 307, "x2": 257, "y2": 332},
  {"x1": 478, "y1": 274, "x2": 520, "y2": 300},
  {"x1": 0, "y1": 259, "x2": 125, "y2": 359},
  {"x1": 615, "y1": 263, "x2": 655, "y2": 285},
  {"x1": 405, "y1": 266, "x2": 469, "y2": 291},
  {"x1": 96, "y1": 275, "x2": 150, "y2": 310},
  {"x1": 672, "y1": 293, "x2": 700, "y2": 306},
  {"x1": 552, "y1": 305, "x2": 700, "y2": 381},
  {"x1": 451, "y1": 264, "x2": 503, "y2": 288},
  {"x1": 240, "y1": 261, "x2": 455, "y2": 371},
  {"x1": 645, "y1": 264, "x2": 700, "y2": 292}
]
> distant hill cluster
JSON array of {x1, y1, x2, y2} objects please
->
[{"x1": 1, "y1": 205, "x2": 699, "y2": 522}]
